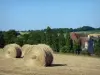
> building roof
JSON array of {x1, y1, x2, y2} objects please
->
[{"x1": 70, "y1": 32, "x2": 80, "y2": 41}]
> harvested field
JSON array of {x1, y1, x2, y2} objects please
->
[{"x1": 0, "y1": 53, "x2": 100, "y2": 75}]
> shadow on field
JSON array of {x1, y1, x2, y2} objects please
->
[{"x1": 50, "y1": 64, "x2": 67, "y2": 67}]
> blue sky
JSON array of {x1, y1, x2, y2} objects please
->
[{"x1": 0, "y1": 0, "x2": 100, "y2": 31}]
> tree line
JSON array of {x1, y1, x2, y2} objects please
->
[
  {"x1": 0, "y1": 26, "x2": 81, "y2": 53},
  {"x1": 0, "y1": 26, "x2": 100, "y2": 56}
]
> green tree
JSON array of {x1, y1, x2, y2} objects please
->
[
  {"x1": 58, "y1": 31, "x2": 66, "y2": 51},
  {"x1": 40, "y1": 31, "x2": 46, "y2": 44},
  {"x1": 15, "y1": 37, "x2": 24, "y2": 46},
  {"x1": 73, "y1": 40, "x2": 81, "y2": 54},
  {"x1": 0, "y1": 31, "x2": 5, "y2": 48},
  {"x1": 3, "y1": 30, "x2": 18, "y2": 44},
  {"x1": 65, "y1": 32, "x2": 73, "y2": 53},
  {"x1": 76, "y1": 26, "x2": 95, "y2": 31},
  {"x1": 45, "y1": 26, "x2": 53, "y2": 46},
  {"x1": 94, "y1": 39, "x2": 100, "y2": 56},
  {"x1": 27, "y1": 31, "x2": 41, "y2": 44},
  {"x1": 22, "y1": 34, "x2": 30, "y2": 44},
  {"x1": 52, "y1": 31, "x2": 59, "y2": 52},
  {"x1": 60, "y1": 46, "x2": 67, "y2": 53}
]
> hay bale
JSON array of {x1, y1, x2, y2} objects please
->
[
  {"x1": 37, "y1": 44, "x2": 53, "y2": 52},
  {"x1": 24, "y1": 44, "x2": 53, "y2": 67},
  {"x1": 21, "y1": 44, "x2": 32, "y2": 57},
  {"x1": 37, "y1": 44, "x2": 53, "y2": 66},
  {"x1": 4, "y1": 43, "x2": 22, "y2": 58}
]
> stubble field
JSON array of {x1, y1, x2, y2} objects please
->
[{"x1": 0, "y1": 49, "x2": 100, "y2": 75}]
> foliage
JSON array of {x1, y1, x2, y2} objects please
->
[
  {"x1": 73, "y1": 40, "x2": 81, "y2": 54},
  {"x1": 40, "y1": 31, "x2": 46, "y2": 44},
  {"x1": 65, "y1": 32, "x2": 73, "y2": 52},
  {"x1": 74, "y1": 26, "x2": 95, "y2": 31},
  {"x1": 0, "y1": 31, "x2": 5, "y2": 48},
  {"x1": 60, "y1": 46, "x2": 68, "y2": 53},
  {"x1": 1, "y1": 26, "x2": 100, "y2": 55},
  {"x1": 52, "y1": 31, "x2": 59, "y2": 52},
  {"x1": 3, "y1": 30, "x2": 18, "y2": 45},
  {"x1": 58, "y1": 31, "x2": 66, "y2": 50},
  {"x1": 94, "y1": 39, "x2": 100, "y2": 56},
  {"x1": 27, "y1": 31, "x2": 41, "y2": 44},
  {"x1": 45, "y1": 26, "x2": 53, "y2": 46},
  {"x1": 81, "y1": 49, "x2": 88, "y2": 55},
  {"x1": 15, "y1": 37, "x2": 24, "y2": 46}
]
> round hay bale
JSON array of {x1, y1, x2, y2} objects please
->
[
  {"x1": 24, "y1": 44, "x2": 53, "y2": 67},
  {"x1": 21, "y1": 44, "x2": 33, "y2": 57},
  {"x1": 4, "y1": 43, "x2": 22, "y2": 58},
  {"x1": 37, "y1": 44, "x2": 53, "y2": 66},
  {"x1": 37, "y1": 44, "x2": 53, "y2": 53}
]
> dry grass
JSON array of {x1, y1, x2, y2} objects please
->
[{"x1": 0, "y1": 53, "x2": 100, "y2": 75}]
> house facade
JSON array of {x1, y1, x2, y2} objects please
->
[{"x1": 70, "y1": 32, "x2": 100, "y2": 55}]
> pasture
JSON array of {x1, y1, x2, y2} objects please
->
[{"x1": 0, "y1": 50, "x2": 100, "y2": 75}]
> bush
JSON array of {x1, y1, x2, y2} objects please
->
[
  {"x1": 60, "y1": 46, "x2": 70, "y2": 53},
  {"x1": 94, "y1": 39, "x2": 100, "y2": 56},
  {"x1": 73, "y1": 40, "x2": 81, "y2": 54},
  {"x1": 15, "y1": 37, "x2": 24, "y2": 46},
  {"x1": 3, "y1": 30, "x2": 18, "y2": 44},
  {"x1": 81, "y1": 49, "x2": 88, "y2": 55},
  {"x1": 0, "y1": 31, "x2": 5, "y2": 48}
]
